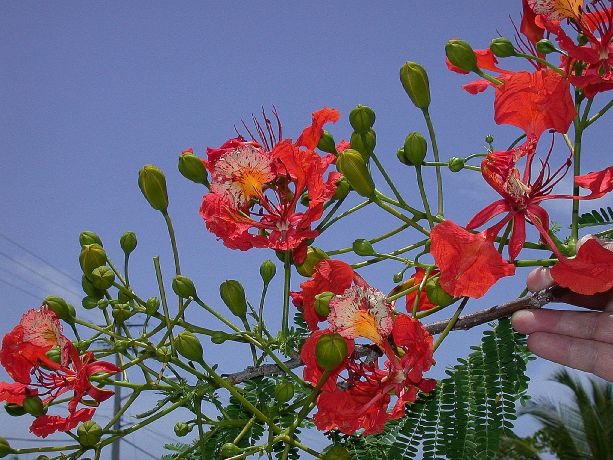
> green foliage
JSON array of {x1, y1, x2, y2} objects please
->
[
  {"x1": 347, "y1": 318, "x2": 531, "y2": 460},
  {"x1": 577, "y1": 206, "x2": 613, "y2": 228}
]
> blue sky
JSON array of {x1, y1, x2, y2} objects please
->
[{"x1": 1, "y1": 1, "x2": 611, "y2": 458}]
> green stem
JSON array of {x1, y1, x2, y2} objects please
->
[
  {"x1": 258, "y1": 282, "x2": 270, "y2": 340},
  {"x1": 327, "y1": 224, "x2": 410, "y2": 256},
  {"x1": 282, "y1": 251, "x2": 291, "y2": 339},
  {"x1": 415, "y1": 166, "x2": 434, "y2": 229},
  {"x1": 515, "y1": 52, "x2": 564, "y2": 74},
  {"x1": 422, "y1": 108, "x2": 444, "y2": 216},
  {"x1": 351, "y1": 238, "x2": 429, "y2": 269},
  {"x1": 411, "y1": 267, "x2": 434, "y2": 317},
  {"x1": 507, "y1": 133, "x2": 527, "y2": 150},
  {"x1": 319, "y1": 199, "x2": 371, "y2": 232},
  {"x1": 513, "y1": 258, "x2": 558, "y2": 267},
  {"x1": 373, "y1": 195, "x2": 430, "y2": 236},
  {"x1": 153, "y1": 256, "x2": 175, "y2": 353},
  {"x1": 162, "y1": 211, "x2": 181, "y2": 276},
  {"x1": 586, "y1": 97, "x2": 613, "y2": 127},
  {"x1": 371, "y1": 151, "x2": 419, "y2": 215},
  {"x1": 474, "y1": 68, "x2": 503, "y2": 85},
  {"x1": 316, "y1": 196, "x2": 346, "y2": 231},
  {"x1": 433, "y1": 297, "x2": 469, "y2": 350},
  {"x1": 571, "y1": 94, "x2": 584, "y2": 244}
]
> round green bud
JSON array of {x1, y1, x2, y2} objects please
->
[
  {"x1": 321, "y1": 445, "x2": 351, "y2": 460},
  {"x1": 489, "y1": 37, "x2": 516, "y2": 57},
  {"x1": 0, "y1": 437, "x2": 13, "y2": 458},
  {"x1": 174, "y1": 422, "x2": 191, "y2": 437},
  {"x1": 273, "y1": 381, "x2": 295, "y2": 403},
  {"x1": 219, "y1": 280, "x2": 247, "y2": 318},
  {"x1": 77, "y1": 421, "x2": 102, "y2": 448},
  {"x1": 138, "y1": 165, "x2": 169, "y2": 212},
  {"x1": 317, "y1": 130, "x2": 337, "y2": 154},
  {"x1": 81, "y1": 275, "x2": 104, "y2": 299},
  {"x1": 315, "y1": 333, "x2": 348, "y2": 371},
  {"x1": 485, "y1": 134, "x2": 494, "y2": 144},
  {"x1": 23, "y1": 396, "x2": 45, "y2": 417},
  {"x1": 300, "y1": 191, "x2": 310, "y2": 207},
  {"x1": 448, "y1": 157, "x2": 465, "y2": 172},
  {"x1": 403, "y1": 132, "x2": 428, "y2": 166},
  {"x1": 145, "y1": 297, "x2": 160, "y2": 315},
  {"x1": 349, "y1": 129, "x2": 376, "y2": 160},
  {"x1": 79, "y1": 244, "x2": 107, "y2": 278},
  {"x1": 349, "y1": 105, "x2": 376, "y2": 133},
  {"x1": 178, "y1": 151, "x2": 209, "y2": 186},
  {"x1": 220, "y1": 443, "x2": 243, "y2": 459},
  {"x1": 536, "y1": 38, "x2": 557, "y2": 55},
  {"x1": 396, "y1": 147, "x2": 409, "y2": 166},
  {"x1": 577, "y1": 33, "x2": 588, "y2": 46},
  {"x1": 174, "y1": 331, "x2": 203, "y2": 362},
  {"x1": 426, "y1": 278, "x2": 455, "y2": 307},
  {"x1": 112, "y1": 304, "x2": 132, "y2": 323},
  {"x1": 35, "y1": 456, "x2": 50, "y2": 460},
  {"x1": 82, "y1": 296, "x2": 99, "y2": 310},
  {"x1": 5, "y1": 403, "x2": 26, "y2": 417},
  {"x1": 259, "y1": 259, "x2": 276, "y2": 284},
  {"x1": 96, "y1": 299, "x2": 109, "y2": 309},
  {"x1": 399, "y1": 61, "x2": 431, "y2": 109},
  {"x1": 296, "y1": 246, "x2": 329, "y2": 277},
  {"x1": 79, "y1": 231, "x2": 102, "y2": 248},
  {"x1": 314, "y1": 291, "x2": 334, "y2": 317},
  {"x1": 119, "y1": 231, "x2": 137, "y2": 255},
  {"x1": 445, "y1": 39, "x2": 478, "y2": 72},
  {"x1": 172, "y1": 275, "x2": 197, "y2": 299},
  {"x1": 46, "y1": 346, "x2": 61, "y2": 364},
  {"x1": 336, "y1": 149, "x2": 375, "y2": 198},
  {"x1": 90, "y1": 266, "x2": 115, "y2": 290},
  {"x1": 114, "y1": 339, "x2": 129, "y2": 353},
  {"x1": 44, "y1": 296, "x2": 75, "y2": 322},
  {"x1": 333, "y1": 177, "x2": 351, "y2": 200},
  {"x1": 210, "y1": 331, "x2": 231, "y2": 345},
  {"x1": 352, "y1": 239, "x2": 376, "y2": 257},
  {"x1": 155, "y1": 346, "x2": 172, "y2": 363}
]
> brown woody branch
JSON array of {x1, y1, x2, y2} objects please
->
[{"x1": 224, "y1": 286, "x2": 567, "y2": 385}]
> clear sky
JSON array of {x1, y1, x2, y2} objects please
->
[{"x1": 1, "y1": 1, "x2": 611, "y2": 458}]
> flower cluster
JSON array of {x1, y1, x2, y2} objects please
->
[
  {"x1": 431, "y1": 0, "x2": 613, "y2": 298},
  {"x1": 0, "y1": 308, "x2": 119, "y2": 437},
  {"x1": 295, "y1": 260, "x2": 436, "y2": 435},
  {"x1": 199, "y1": 108, "x2": 342, "y2": 255}
]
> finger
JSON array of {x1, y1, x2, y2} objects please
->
[
  {"x1": 526, "y1": 332, "x2": 613, "y2": 382},
  {"x1": 526, "y1": 267, "x2": 554, "y2": 292},
  {"x1": 512, "y1": 309, "x2": 613, "y2": 343}
]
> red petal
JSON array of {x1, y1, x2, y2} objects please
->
[
  {"x1": 30, "y1": 408, "x2": 95, "y2": 438},
  {"x1": 0, "y1": 381, "x2": 36, "y2": 405},
  {"x1": 575, "y1": 166, "x2": 613, "y2": 199},
  {"x1": 430, "y1": 221, "x2": 516, "y2": 298},
  {"x1": 521, "y1": 0, "x2": 545, "y2": 44},
  {"x1": 550, "y1": 239, "x2": 613, "y2": 295},
  {"x1": 296, "y1": 107, "x2": 340, "y2": 150}
]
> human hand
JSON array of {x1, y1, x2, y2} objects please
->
[{"x1": 512, "y1": 237, "x2": 613, "y2": 382}]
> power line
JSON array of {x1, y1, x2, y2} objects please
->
[
  {"x1": 0, "y1": 250, "x2": 81, "y2": 297},
  {"x1": 0, "y1": 231, "x2": 81, "y2": 283},
  {"x1": 0, "y1": 275, "x2": 44, "y2": 301},
  {"x1": 121, "y1": 437, "x2": 158, "y2": 460}
]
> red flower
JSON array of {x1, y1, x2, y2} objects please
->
[
  {"x1": 291, "y1": 259, "x2": 367, "y2": 331},
  {"x1": 521, "y1": 0, "x2": 546, "y2": 44},
  {"x1": 0, "y1": 308, "x2": 120, "y2": 437},
  {"x1": 430, "y1": 220, "x2": 516, "y2": 298},
  {"x1": 300, "y1": 329, "x2": 354, "y2": 393},
  {"x1": 200, "y1": 108, "x2": 341, "y2": 252},
  {"x1": 403, "y1": 268, "x2": 439, "y2": 313}
]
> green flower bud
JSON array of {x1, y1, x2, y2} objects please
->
[
  {"x1": 426, "y1": 278, "x2": 455, "y2": 307},
  {"x1": 44, "y1": 296, "x2": 75, "y2": 322},
  {"x1": 77, "y1": 421, "x2": 102, "y2": 448},
  {"x1": 81, "y1": 275, "x2": 104, "y2": 299},
  {"x1": 485, "y1": 134, "x2": 494, "y2": 144},
  {"x1": 333, "y1": 177, "x2": 351, "y2": 200},
  {"x1": 317, "y1": 130, "x2": 337, "y2": 154},
  {"x1": 315, "y1": 333, "x2": 348, "y2": 371},
  {"x1": 274, "y1": 381, "x2": 295, "y2": 403},
  {"x1": 138, "y1": 165, "x2": 169, "y2": 212},
  {"x1": 96, "y1": 299, "x2": 109, "y2": 309},
  {"x1": 352, "y1": 239, "x2": 376, "y2": 256},
  {"x1": 489, "y1": 37, "x2": 516, "y2": 57},
  {"x1": 300, "y1": 191, "x2": 310, "y2": 207},
  {"x1": 46, "y1": 346, "x2": 61, "y2": 364},
  {"x1": 445, "y1": 39, "x2": 478, "y2": 72},
  {"x1": 90, "y1": 266, "x2": 115, "y2": 290},
  {"x1": 155, "y1": 345, "x2": 172, "y2": 363},
  {"x1": 79, "y1": 231, "x2": 102, "y2": 248},
  {"x1": 448, "y1": 157, "x2": 465, "y2": 172},
  {"x1": 0, "y1": 437, "x2": 13, "y2": 458},
  {"x1": 174, "y1": 331, "x2": 203, "y2": 362},
  {"x1": 322, "y1": 445, "x2": 351, "y2": 460},
  {"x1": 79, "y1": 244, "x2": 107, "y2": 278},
  {"x1": 314, "y1": 291, "x2": 334, "y2": 317},
  {"x1": 145, "y1": 297, "x2": 160, "y2": 315},
  {"x1": 296, "y1": 246, "x2": 329, "y2": 277},
  {"x1": 219, "y1": 280, "x2": 247, "y2": 318},
  {"x1": 172, "y1": 275, "x2": 197, "y2": 299},
  {"x1": 259, "y1": 259, "x2": 276, "y2": 284},
  {"x1": 393, "y1": 271, "x2": 404, "y2": 283},
  {"x1": 336, "y1": 149, "x2": 375, "y2": 198},
  {"x1": 112, "y1": 304, "x2": 132, "y2": 323},
  {"x1": 220, "y1": 443, "x2": 243, "y2": 459},
  {"x1": 174, "y1": 422, "x2": 191, "y2": 437},
  {"x1": 5, "y1": 403, "x2": 26, "y2": 417},
  {"x1": 403, "y1": 132, "x2": 428, "y2": 166},
  {"x1": 178, "y1": 151, "x2": 209, "y2": 186},
  {"x1": 536, "y1": 38, "x2": 557, "y2": 55},
  {"x1": 349, "y1": 105, "x2": 376, "y2": 133},
  {"x1": 82, "y1": 296, "x2": 99, "y2": 310},
  {"x1": 210, "y1": 331, "x2": 231, "y2": 345},
  {"x1": 35, "y1": 456, "x2": 50, "y2": 460},
  {"x1": 577, "y1": 33, "x2": 588, "y2": 46},
  {"x1": 114, "y1": 339, "x2": 129, "y2": 353},
  {"x1": 349, "y1": 129, "x2": 376, "y2": 160},
  {"x1": 119, "y1": 231, "x2": 137, "y2": 255},
  {"x1": 23, "y1": 396, "x2": 45, "y2": 417},
  {"x1": 399, "y1": 61, "x2": 431, "y2": 109}
]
